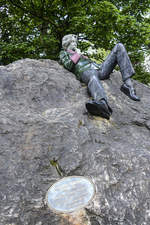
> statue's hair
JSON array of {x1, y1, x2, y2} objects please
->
[{"x1": 62, "y1": 34, "x2": 77, "y2": 50}]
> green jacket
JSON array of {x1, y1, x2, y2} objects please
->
[{"x1": 59, "y1": 50, "x2": 101, "y2": 80}]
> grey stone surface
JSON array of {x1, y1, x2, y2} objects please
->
[{"x1": 0, "y1": 58, "x2": 150, "y2": 225}]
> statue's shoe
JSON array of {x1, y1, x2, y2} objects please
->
[
  {"x1": 86, "y1": 99, "x2": 112, "y2": 120},
  {"x1": 120, "y1": 84, "x2": 140, "y2": 101}
]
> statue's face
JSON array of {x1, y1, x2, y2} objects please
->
[
  {"x1": 67, "y1": 35, "x2": 78, "y2": 50},
  {"x1": 62, "y1": 34, "x2": 78, "y2": 50}
]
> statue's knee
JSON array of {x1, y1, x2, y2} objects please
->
[{"x1": 117, "y1": 43, "x2": 125, "y2": 51}]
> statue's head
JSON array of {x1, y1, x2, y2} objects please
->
[{"x1": 62, "y1": 34, "x2": 78, "y2": 50}]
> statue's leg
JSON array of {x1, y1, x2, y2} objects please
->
[
  {"x1": 99, "y1": 43, "x2": 135, "y2": 81},
  {"x1": 81, "y1": 69, "x2": 107, "y2": 101},
  {"x1": 81, "y1": 69, "x2": 112, "y2": 119},
  {"x1": 99, "y1": 43, "x2": 140, "y2": 101}
]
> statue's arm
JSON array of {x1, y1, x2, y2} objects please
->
[{"x1": 59, "y1": 50, "x2": 74, "y2": 71}]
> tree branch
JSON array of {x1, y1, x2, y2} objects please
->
[{"x1": 8, "y1": 0, "x2": 58, "y2": 28}]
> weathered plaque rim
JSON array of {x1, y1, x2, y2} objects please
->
[{"x1": 46, "y1": 176, "x2": 95, "y2": 213}]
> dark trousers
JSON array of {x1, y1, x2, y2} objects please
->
[{"x1": 81, "y1": 43, "x2": 135, "y2": 101}]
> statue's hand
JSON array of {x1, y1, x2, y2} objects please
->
[{"x1": 74, "y1": 48, "x2": 81, "y2": 54}]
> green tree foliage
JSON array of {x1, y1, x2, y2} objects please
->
[{"x1": 0, "y1": 0, "x2": 150, "y2": 83}]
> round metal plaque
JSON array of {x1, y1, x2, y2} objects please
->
[{"x1": 46, "y1": 176, "x2": 95, "y2": 213}]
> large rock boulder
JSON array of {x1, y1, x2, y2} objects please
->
[{"x1": 0, "y1": 59, "x2": 150, "y2": 225}]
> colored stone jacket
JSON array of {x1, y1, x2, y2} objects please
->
[{"x1": 59, "y1": 50, "x2": 101, "y2": 80}]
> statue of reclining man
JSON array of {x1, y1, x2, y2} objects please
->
[{"x1": 59, "y1": 34, "x2": 140, "y2": 120}]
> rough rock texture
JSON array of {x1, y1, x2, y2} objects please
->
[{"x1": 0, "y1": 58, "x2": 150, "y2": 225}]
